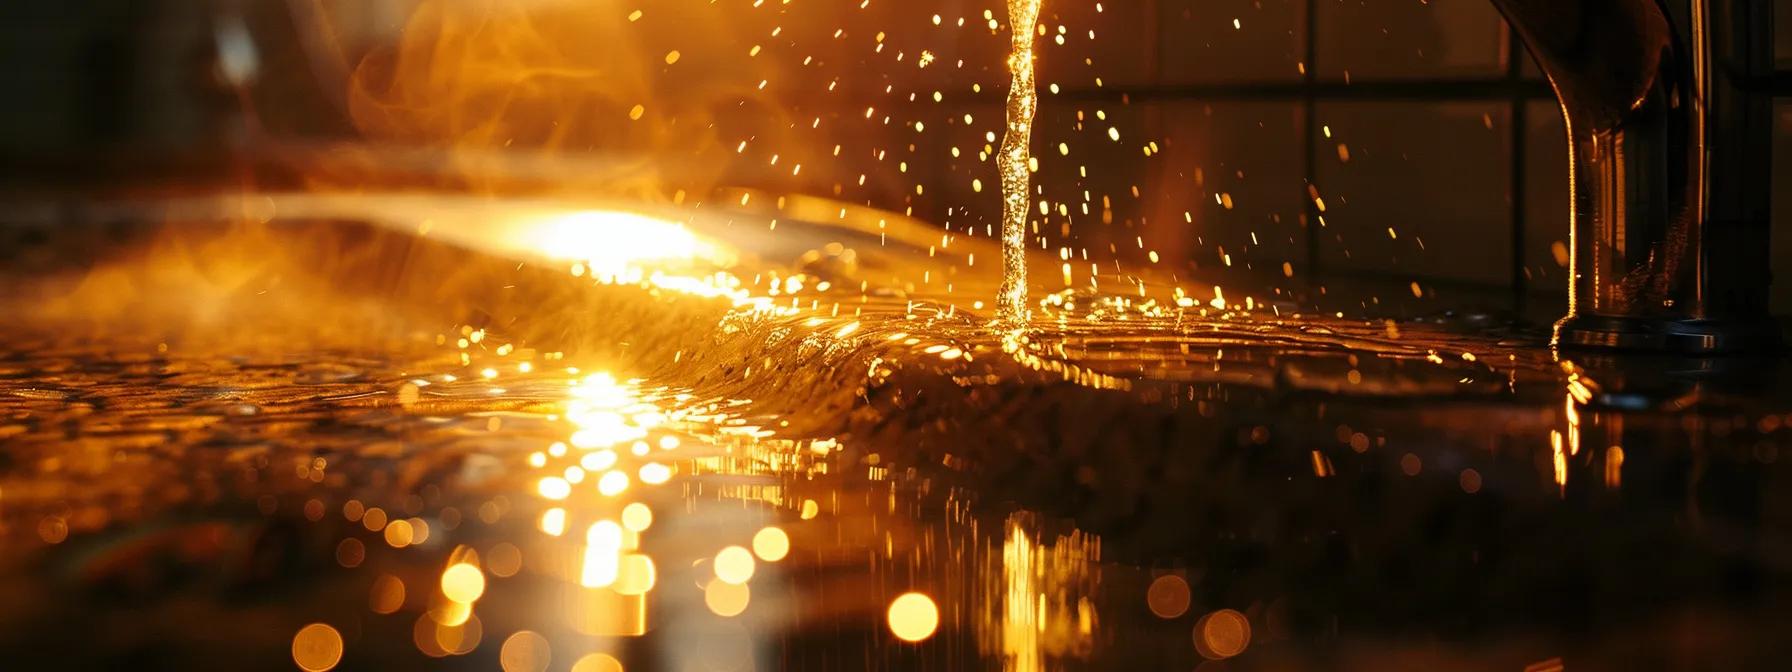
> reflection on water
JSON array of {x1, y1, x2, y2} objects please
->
[{"x1": 4, "y1": 198, "x2": 1792, "y2": 670}]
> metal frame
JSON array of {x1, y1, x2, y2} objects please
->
[{"x1": 1049, "y1": 3, "x2": 1558, "y2": 312}]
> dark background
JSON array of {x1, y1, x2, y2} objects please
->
[{"x1": 6, "y1": 0, "x2": 1792, "y2": 320}]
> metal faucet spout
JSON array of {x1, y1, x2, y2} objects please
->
[{"x1": 1490, "y1": 0, "x2": 1778, "y2": 352}]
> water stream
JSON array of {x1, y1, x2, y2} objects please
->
[{"x1": 996, "y1": 0, "x2": 1042, "y2": 330}]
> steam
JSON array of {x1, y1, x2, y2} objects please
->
[{"x1": 337, "y1": 0, "x2": 791, "y2": 199}]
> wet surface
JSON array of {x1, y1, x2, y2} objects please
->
[{"x1": 4, "y1": 193, "x2": 1792, "y2": 671}]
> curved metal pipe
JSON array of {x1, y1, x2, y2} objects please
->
[{"x1": 1491, "y1": 0, "x2": 1777, "y2": 353}]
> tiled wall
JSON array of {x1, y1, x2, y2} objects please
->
[{"x1": 1314, "y1": 1, "x2": 1506, "y2": 80}]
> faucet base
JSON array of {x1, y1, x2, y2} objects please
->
[{"x1": 1554, "y1": 314, "x2": 1782, "y2": 355}]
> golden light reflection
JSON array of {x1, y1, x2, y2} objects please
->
[
  {"x1": 413, "y1": 615, "x2": 448, "y2": 658},
  {"x1": 362, "y1": 507, "x2": 389, "y2": 531},
  {"x1": 534, "y1": 476, "x2": 569, "y2": 501},
  {"x1": 980, "y1": 516, "x2": 1099, "y2": 667},
  {"x1": 1606, "y1": 445, "x2": 1625, "y2": 488},
  {"x1": 1193, "y1": 609, "x2": 1252, "y2": 660},
  {"x1": 431, "y1": 600, "x2": 474, "y2": 628},
  {"x1": 434, "y1": 613, "x2": 483, "y2": 656},
  {"x1": 567, "y1": 587, "x2": 647, "y2": 637},
  {"x1": 1551, "y1": 429, "x2": 1569, "y2": 496},
  {"x1": 541, "y1": 507, "x2": 568, "y2": 536},
  {"x1": 714, "y1": 545, "x2": 757, "y2": 585},
  {"x1": 499, "y1": 630, "x2": 553, "y2": 672},
  {"x1": 570, "y1": 653, "x2": 625, "y2": 672},
  {"x1": 489, "y1": 542, "x2": 524, "y2": 578},
  {"x1": 614, "y1": 554, "x2": 658, "y2": 595},
  {"x1": 383, "y1": 518, "x2": 415, "y2": 547},
  {"x1": 887, "y1": 592, "x2": 941, "y2": 642},
  {"x1": 1002, "y1": 523, "x2": 1040, "y2": 672},
  {"x1": 371, "y1": 574, "x2": 407, "y2": 615},
  {"x1": 751, "y1": 526, "x2": 790, "y2": 562},
  {"x1": 638, "y1": 462, "x2": 672, "y2": 485},
  {"x1": 291, "y1": 623, "x2": 344, "y2": 672},
  {"x1": 598, "y1": 470, "x2": 631, "y2": 496},
  {"x1": 621, "y1": 502, "x2": 654, "y2": 532},
  {"x1": 1146, "y1": 575, "x2": 1190, "y2": 619},
  {"x1": 581, "y1": 520, "x2": 625, "y2": 588},
  {"x1": 442, "y1": 562, "x2": 487, "y2": 604},
  {"x1": 704, "y1": 578, "x2": 751, "y2": 617},
  {"x1": 531, "y1": 211, "x2": 714, "y2": 281},
  {"x1": 582, "y1": 449, "x2": 619, "y2": 471},
  {"x1": 1564, "y1": 391, "x2": 1583, "y2": 457},
  {"x1": 408, "y1": 518, "x2": 431, "y2": 545}
]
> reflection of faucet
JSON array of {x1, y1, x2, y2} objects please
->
[{"x1": 1492, "y1": 1, "x2": 1778, "y2": 353}]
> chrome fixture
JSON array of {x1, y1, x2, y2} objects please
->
[{"x1": 1492, "y1": 0, "x2": 1778, "y2": 352}]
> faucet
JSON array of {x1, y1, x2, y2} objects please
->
[{"x1": 1491, "y1": 0, "x2": 1778, "y2": 353}]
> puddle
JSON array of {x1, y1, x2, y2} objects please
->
[{"x1": 3, "y1": 194, "x2": 1792, "y2": 670}]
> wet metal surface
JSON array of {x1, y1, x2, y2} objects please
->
[{"x1": 3, "y1": 194, "x2": 1792, "y2": 671}]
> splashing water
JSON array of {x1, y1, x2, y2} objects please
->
[{"x1": 997, "y1": 0, "x2": 1042, "y2": 330}]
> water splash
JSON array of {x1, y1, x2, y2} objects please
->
[{"x1": 997, "y1": 0, "x2": 1043, "y2": 330}]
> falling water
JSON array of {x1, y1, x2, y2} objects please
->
[{"x1": 997, "y1": 0, "x2": 1042, "y2": 329}]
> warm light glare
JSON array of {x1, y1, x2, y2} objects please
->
[
  {"x1": 598, "y1": 470, "x2": 631, "y2": 496},
  {"x1": 614, "y1": 553, "x2": 658, "y2": 595},
  {"x1": 887, "y1": 592, "x2": 940, "y2": 642},
  {"x1": 581, "y1": 520, "x2": 624, "y2": 587},
  {"x1": 714, "y1": 545, "x2": 756, "y2": 584},
  {"x1": 441, "y1": 563, "x2": 486, "y2": 604},
  {"x1": 621, "y1": 502, "x2": 654, "y2": 532},
  {"x1": 541, "y1": 507, "x2": 568, "y2": 536},
  {"x1": 538, "y1": 476, "x2": 572, "y2": 500},
  {"x1": 638, "y1": 462, "x2": 672, "y2": 484},
  {"x1": 581, "y1": 449, "x2": 619, "y2": 471},
  {"x1": 533, "y1": 211, "x2": 711, "y2": 279},
  {"x1": 383, "y1": 518, "x2": 415, "y2": 547},
  {"x1": 570, "y1": 653, "x2": 625, "y2": 672},
  {"x1": 704, "y1": 579, "x2": 751, "y2": 617},
  {"x1": 751, "y1": 526, "x2": 790, "y2": 562}
]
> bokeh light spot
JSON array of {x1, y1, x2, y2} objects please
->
[
  {"x1": 499, "y1": 630, "x2": 552, "y2": 672},
  {"x1": 570, "y1": 653, "x2": 625, "y2": 672},
  {"x1": 887, "y1": 592, "x2": 939, "y2": 642},
  {"x1": 335, "y1": 538, "x2": 365, "y2": 568},
  {"x1": 436, "y1": 613, "x2": 483, "y2": 655},
  {"x1": 704, "y1": 579, "x2": 751, "y2": 617},
  {"x1": 751, "y1": 526, "x2": 790, "y2": 562},
  {"x1": 614, "y1": 554, "x2": 657, "y2": 595},
  {"x1": 488, "y1": 542, "x2": 524, "y2": 578},
  {"x1": 291, "y1": 623, "x2": 344, "y2": 672},
  {"x1": 1146, "y1": 575, "x2": 1191, "y2": 619},
  {"x1": 621, "y1": 503, "x2": 653, "y2": 532},
  {"x1": 1194, "y1": 609, "x2": 1252, "y2": 660},
  {"x1": 370, "y1": 574, "x2": 406, "y2": 614},
  {"x1": 383, "y1": 518, "x2": 414, "y2": 547},
  {"x1": 714, "y1": 546, "x2": 756, "y2": 584},
  {"x1": 441, "y1": 563, "x2": 486, "y2": 603}
]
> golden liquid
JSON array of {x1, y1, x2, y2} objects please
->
[{"x1": 997, "y1": 0, "x2": 1043, "y2": 329}]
